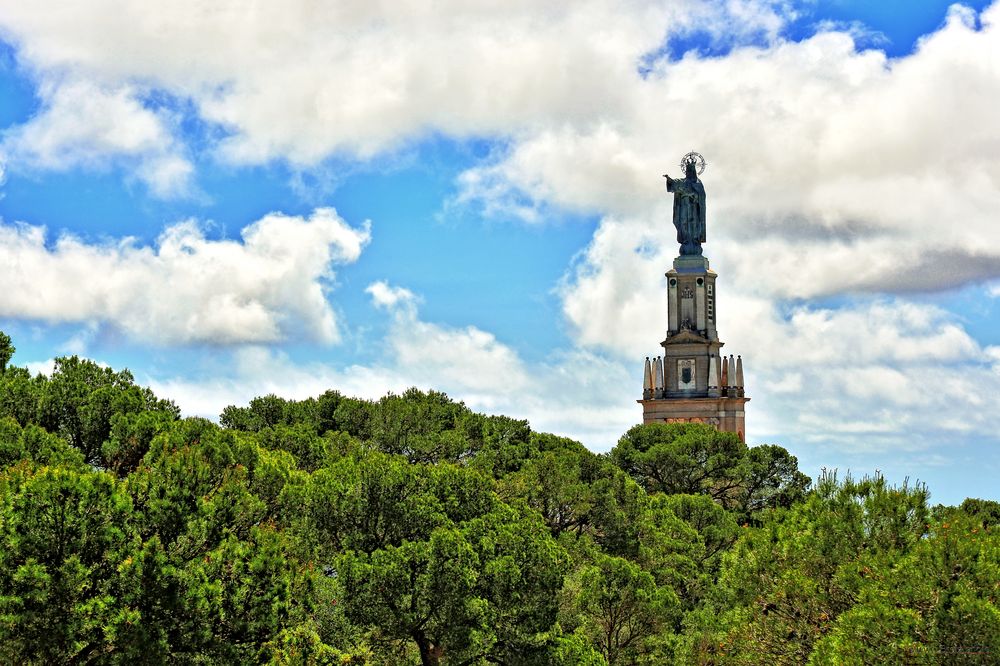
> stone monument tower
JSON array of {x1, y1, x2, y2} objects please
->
[{"x1": 638, "y1": 152, "x2": 748, "y2": 440}]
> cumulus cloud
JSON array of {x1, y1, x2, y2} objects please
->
[
  {"x1": 24, "y1": 358, "x2": 55, "y2": 377},
  {"x1": 458, "y1": 3, "x2": 1000, "y2": 300},
  {"x1": 366, "y1": 280, "x2": 530, "y2": 395},
  {"x1": 1, "y1": 80, "x2": 192, "y2": 196},
  {"x1": 0, "y1": 0, "x2": 790, "y2": 163},
  {"x1": 366, "y1": 281, "x2": 418, "y2": 312},
  {"x1": 0, "y1": 207, "x2": 370, "y2": 344},
  {"x1": 728, "y1": 298, "x2": 1000, "y2": 450},
  {"x1": 557, "y1": 206, "x2": 1000, "y2": 453},
  {"x1": 151, "y1": 282, "x2": 638, "y2": 448},
  {"x1": 3, "y1": 1, "x2": 997, "y2": 297},
  {"x1": 488, "y1": 2, "x2": 1000, "y2": 458}
]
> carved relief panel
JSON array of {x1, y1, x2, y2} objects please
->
[{"x1": 677, "y1": 358, "x2": 696, "y2": 390}]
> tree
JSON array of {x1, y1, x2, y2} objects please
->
[
  {"x1": 646, "y1": 494, "x2": 736, "y2": 608},
  {"x1": 733, "y1": 444, "x2": 811, "y2": 520},
  {"x1": 588, "y1": 470, "x2": 650, "y2": 559},
  {"x1": 806, "y1": 510, "x2": 1000, "y2": 664},
  {"x1": 0, "y1": 330, "x2": 14, "y2": 373},
  {"x1": 102, "y1": 409, "x2": 177, "y2": 477},
  {"x1": 220, "y1": 393, "x2": 289, "y2": 432},
  {"x1": 502, "y1": 446, "x2": 602, "y2": 537},
  {"x1": 0, "y1": 417, "x2": 86, "y2": 470},
  {"x1": 611, "y1": 423, "x2": 747, "y2": 501},
  {"x1": 36, "y1": 356, "x2": 178, "y2": 466},
  {"x1": 0, "y1": 466, "x2": 135, "y2": 662},
  {"x1": 301, "y1": 452, "x2": 566, "y2": 665},
  {"x1": 956, "y1": 498, "x2": 1000, "y2": 528},
  {"x1": 116, "y1": 420, "x2": 312, "y2": 661},
  {"x1": 0, "y1": 365, "x2": 46, "y2": 426},
  {"x1": 170, "y1": 526, "x2": 315, "y2": 663},
  {"x1": 684, "y1": 472, "x2": 930, "y2": 664},
  {"x1": 256, "y1": 422, "x2": 357, "y2": 472},
  {"x1": 611, "y1": 423, "x2": 809, "y2": 519},
  {"x1": 126, "y1": 419, "x2": 265, "y2": 547},
  {"x1": 567, "y1": 553, "x2": 676, "y2": 665},
  {"x1": 658, "y1": 493, "x2": 739, "y2": 570}
]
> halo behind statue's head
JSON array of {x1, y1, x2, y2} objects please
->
[{"x1": 680, "y1": 151, "x2": 707, "y2": 175}]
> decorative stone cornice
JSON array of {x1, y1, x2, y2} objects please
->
[{"x1": 661, "y1": 329, "x2": 709, "y2": 345}]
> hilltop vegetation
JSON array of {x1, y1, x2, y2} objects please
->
[{"x1": 0, "y1": 332, "x2": 998, "y2": 664}]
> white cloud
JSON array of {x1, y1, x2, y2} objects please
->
[
  {"x1": 0, "y1": 207, "x2": 370, "y2": 345},
  {"x1": 555, "y1": 207, "x2": 999, "y2": 452},
  {"x1": 24, "y1": 358, "x2": 54, "y2": 377},
  {"x1": 366, "y1": 281, "x2": 418, "y2": 312},
  {"x1": 2, "y1": 1, "x2": 997, "y2": 296},
  {"x1": 1, "y1": 80, "x2": 192, "y2": 196},
  {"x1": 718, "y1": 295, "x2": 998, "y2": 451},
  {"x1": 458, "y1": 3, "x2": 1000, "y2": 298},
  {"x1": 811, "y1": 19, "x2": 889, "y2": 48},
  {"x1": 0, "y1": 0, "x2": 790, "y2": 164},
  {"x1": 365, "y1": 280, "x2": 529, "y2": 394},
  {"x1": 151, "y1": 282, "x2": 638, "y2": 448}
]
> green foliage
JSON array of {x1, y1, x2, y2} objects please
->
[
  {"x1": 682, "y1": 472, "x2": 933, "y2": 663},
  {"x1": 221, "y1": 393, "x2": 290, "y2": 432},
  {"x1": 612, "y1": 423, "x2": 810, "y2": 520},
  {"x1": 500, "y1": 440, "x2": 608, "y2": 537},
  {"x1": 301, "y1": 452, "x2": 566, "y2": 664},
  {"x1": 807, "y1": 509, "x2": 1000, "y2": 664},
  {"x1": 0, "y1": 330, "x2": 995, "y2": 664},
  {"x1": 258, "y1": 422, "x2": 360, "y2": 472},
  {"x1": 612, "y1": 423, "x2": 744, "y2": 498},
  {"x1": 957, "y1": 497, "x2": 1000, "y2": 527},
  {"x1": 102, "y1": 409, "x2": 177, "y2": 476},
  {"x1": 0, "y1": 416, "x2": 87, "y2": 470},
  {"x1": 0, "y1": 466, "x2": 133, "y2": 662},
  {"x1": 0, "y1": 331, "x2": 14, "y2": 374},
  {"x1": 567, "y1": 553, "x2": 677, "y2": 665},
  {"x1": 0, "y1": 365, "x2": 47, "y2": 426},
  {"x1": 548, "y1": 630, "x2": 608, "y2": 665},
  {"x1": 659, "y1": 493, "x2": 739, "y2": 570},
  {"x1": 0, "y1": 351, "x2": 180, "y2": 468},
  {"x1": 588, "y1": 470, "x2": 650, "y2": 559}
]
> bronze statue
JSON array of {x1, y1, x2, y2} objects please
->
[{"x1": 664, "y1": 152, "x2": 706, "y2": 256}]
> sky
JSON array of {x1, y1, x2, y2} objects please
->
[{"x1": 0, "y1": 0, "x2": 998, "y2": 505}]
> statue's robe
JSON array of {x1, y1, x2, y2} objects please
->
[{"x1": 667, "y1": 176, "x2": 706, "y2": 252}]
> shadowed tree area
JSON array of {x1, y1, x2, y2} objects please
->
[{"x1": 0, "y1": 330, "x2": 998, "y2": 664}]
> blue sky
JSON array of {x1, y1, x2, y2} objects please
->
[{"x1": 1, "y1": 0, "x2": 998, "y2": 505}]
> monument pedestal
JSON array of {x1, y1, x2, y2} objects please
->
[
  {"x1": 640, "y1": 254, "x2": 748, "y2": 441},
  {"x1": 638, "y1": 396, "x2": 748, "y2": 436}
]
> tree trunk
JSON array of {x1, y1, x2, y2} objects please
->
[{"x1": 413, "y1": 629, "x2": 440, "y2": 666}]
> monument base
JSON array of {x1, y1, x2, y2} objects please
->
[
  {"x1": 673, "y1": 255, "x2": 710, "y2": 273},
  {"x1": 638, "y1": 395, "x2": 748, "y2": 441}
]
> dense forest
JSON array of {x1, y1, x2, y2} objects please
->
[{"x1": 0, "y1": 331, "x2": 998, "y2": 664}]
